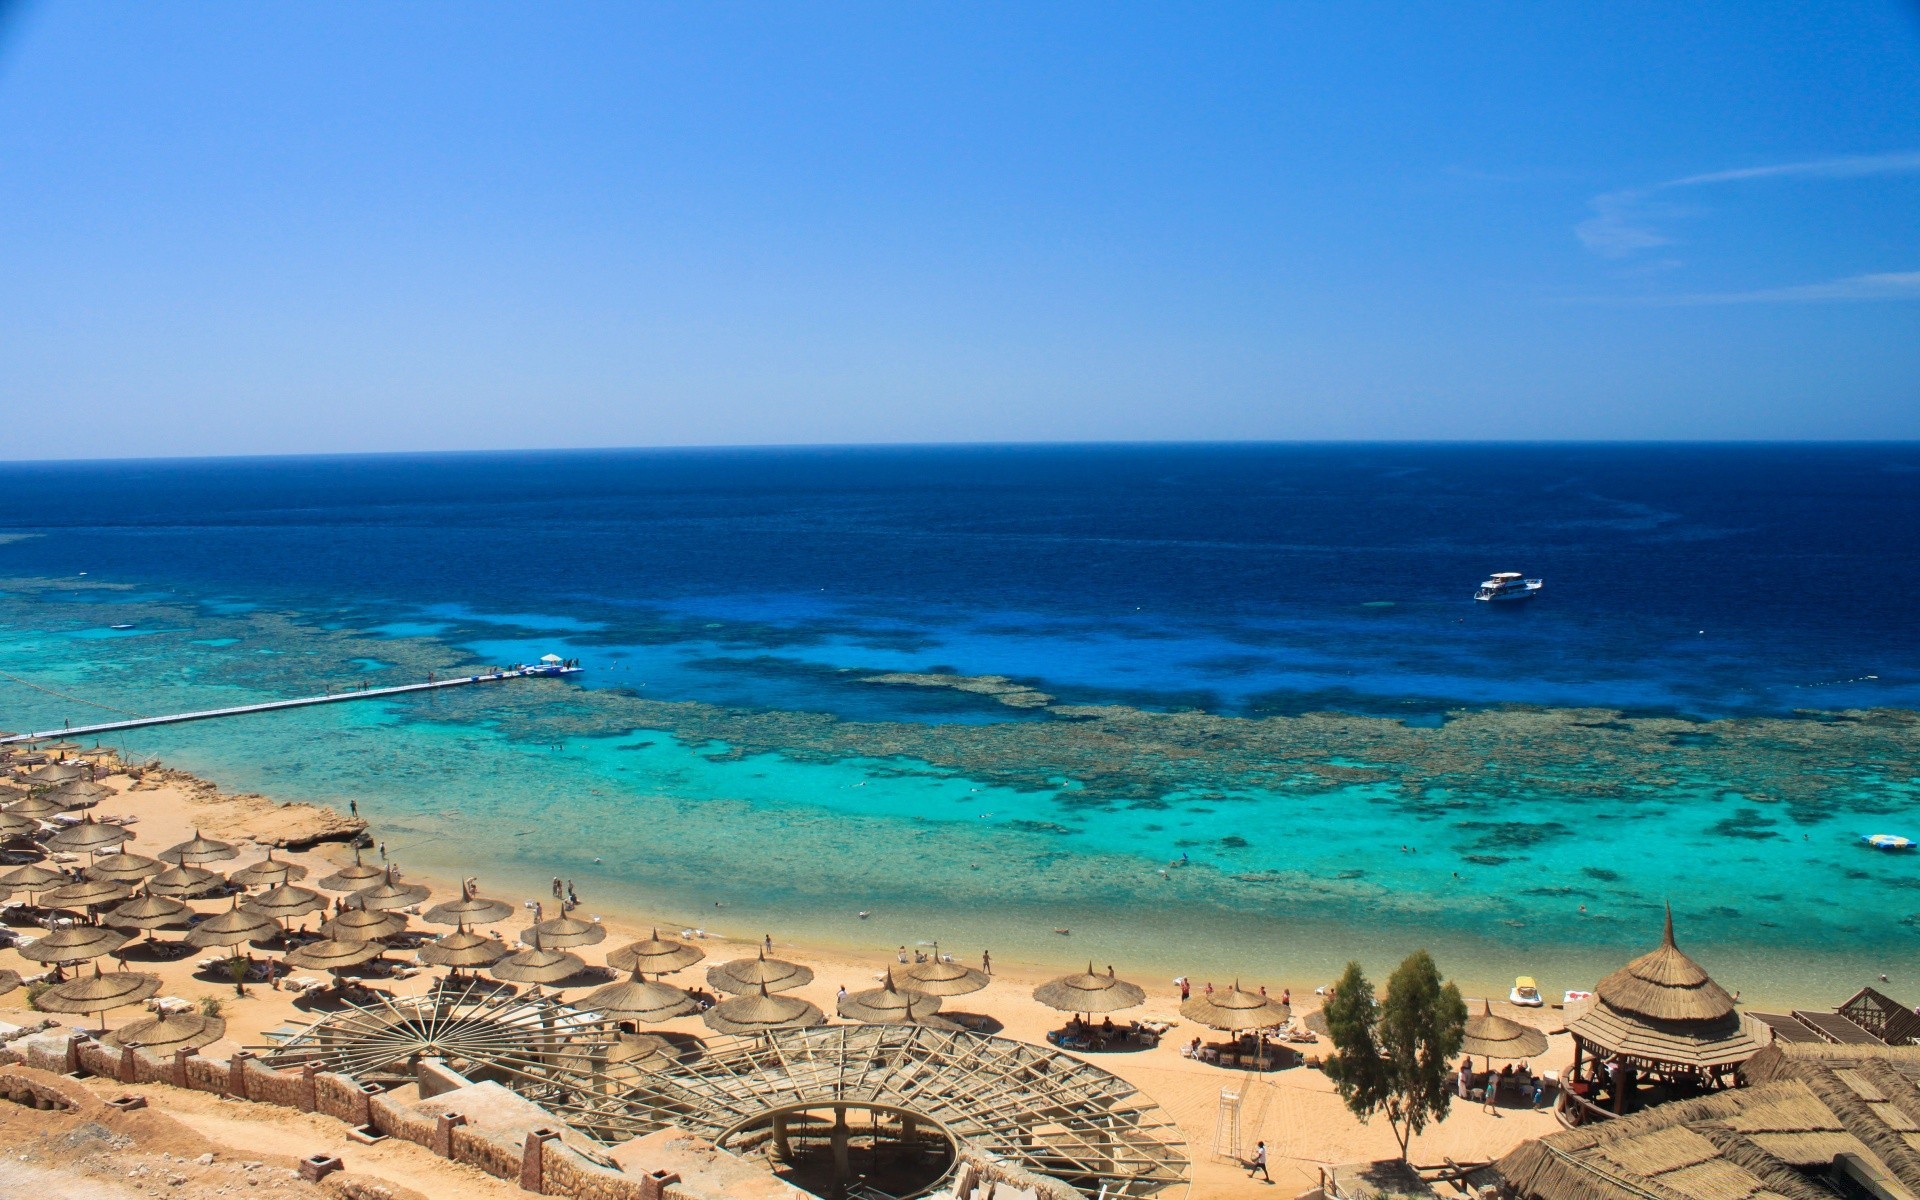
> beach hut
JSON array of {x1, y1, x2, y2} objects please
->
[
  {"x1": 1562, "y1": 907, "x2": 1762, "y2": 1119},
  {"x1": 35, "y1": 963, "x2": 161, "y2": 1031},
  {"x1": 606, "y1": 929, "x2": 704, "y2": 976},
  {"x1": 839, "y1": 970, "x2": 943, "y2": 1025},
  {"x1": 707, "y1": 948, "x2": 814, "y2": 995},
  {"x1": 704, "y1": 982, "x2": 826, "y2": 1035},
  {"x1": 579, "y1": 970, "x2": 698, "y2": 1024},
  {"x1": 160, "y1": 830, "x2": 238, "y2": 866}
]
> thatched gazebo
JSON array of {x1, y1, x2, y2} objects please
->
[{"x1": 1562, "y1": 907, "x2": 1763, "y2": 1120}]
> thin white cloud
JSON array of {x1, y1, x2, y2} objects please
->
[
  {"x1": 1578, "y1": 151, "x2": 1920, "y2": 259},
  {"x1": 1582, "y1": 270, "x2": 1920, "y2": 306}
]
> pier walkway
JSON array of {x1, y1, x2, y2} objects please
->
[{"x1": 0, "y1": 664, "x2": 582, "y2": 745}]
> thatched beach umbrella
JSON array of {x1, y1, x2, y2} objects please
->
[
  {"x1": 47, "y1": 816, "x2": 133, "y2": 856},
  {"x1": 105, "y1": 891, "x2": 193, "y2": 933},
  {"x1": 316, "y1": 847, "x2": 385, "y2": 892},
  {"x1": 85, "y1": 852, "x2": 165, "y2": 884},
  {"x1": 26, "y1": 763, "x2": 87, "y2": 785},
  {"x1": 349, "y1": 868, "x2": 430, "y2": 912},
  {"x1": 35, "y1": 964, "x2": 160, "y2": 1030},
  {"x1": 0, "y1": 969, "x2": 20, "y2": 998},
  {"x1": 579, "y1": 969, "x2": 697, "y2": 1024},
  {"x1": 40, "y1": 740, "x2": 83, "y2": 755},
  {"x1": 839, "y1": 970, "x2": 942, "y2": 1024},
  {"x1": 704, "y1": 982, "x2": 826, "y2": 1035},
  {"x1": 519, "y1": 911, "x2": 607, "y2": 950},
  {"x1": 322, "y1": 907, "x2": 409, "y2": 942},
  {"x1": 40, "y1": 876, "x2": 134, "y2": 911},
  {"x1": 229, "y1": 850, "x2": 309, "y2": 889},
  {"x1": 104, "y1": 1011, "x2": 225, "y2": 1055},
  {"x1": 1462, "y1": 999, "x2": 1550, "y2": 1064},
  {"x1": 185, "y1": 898, "x2": 278, "y2": 950},
  {"x1": 49, "y1": 780, "x2": 110, "y2": 806},
  {"x1": 6, "y1": 794, "x2": 74, "y2": 821},
  {"x1": 145, "y1": 864, "x2": 223, "y2": 898},
  {"x1": 283, "y1": 937, "x2": 385, "y2": 974},
  {"x1": 606, "y1": 929, "x2": 704, "y2": 976},
  {"x1": 424, "y1": 895, "x2": 513, "y2": 927},
  {"x1": 1034, "y1": 964, "x2": 1147, "y2": 1017},
  {"x1": 1180, "y1": 982, "x2": 1289, "y2": 1032},
  {"x1": 417, "y1": 929, "x2": 512, "y2": 970},
  {"x1": 0, "y1": 863, "x2": 68, "y2": 901},
  {"x1": 903, "y1": 957, "x2": 990, "y2": 998},
  {"x1": 160, "y1": 830, "x2": 237, "y2": 866},
  {"x1": 0, "y1": 810, "x2": 39, "y2": 838},
  {"x1": 17, "y1": 924, "x2": 131, "y2": 967},
  {"x1": 707, "y1": 948, "x2": 814, "y2": 995},
  {"x1": 489, "y1": 932, "x2": 586, "y2": 987}
]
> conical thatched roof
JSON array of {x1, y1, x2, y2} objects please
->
[
  {"x1": 41, "y1": 876, "x2": 133, "y2": 909},
  {"x1": 417, "y1": 929, "x2": 512, "y2": 968},
  {"x1": 321, "y1": 908, "x2": 408, "y2": 942},
  {"x1": 707, "y1": 949, "x2": 813, "y2": 995},
  {"x1": 317, "y1": 848, "x2": 386, "y2": 892},
  {"x1": 0, "y1": 969, "x2": 22, "y2": 997},
  {"x1": 283, "y1": 938, "x2": 384, "y2": 971},
  {"x1": 145, "y1": 865, "x2": 223, "y2": 898},
  {"x1": 5, "y1": 794, "x2": 70, "y2": 821},
  {"x1": 185, "y1": 898, "x2": 279, "y2": 948},
  {"x1": 579, "y1": 970, "x2": 697, "y2": 1023},
  {"x1": 245, "y1": 884, "x2": 328, "y2": 921},
  {"x1": 348, "y1": 869, "x2": 430, "y2": 912},
  {"x1": 49, "y1": 780, "x2": 110, "y2": 804},
  {"x1": 519, "y1": 914, "x2": 607, "y2": 950},
  {"x1": 902, "y1": 957, "x2": 990, "y2": 997},
  {"x1": 704, "y1": 982, "x2": 826, "y2": 1034},
  {"x1": 0, "y1": 810, "x2": 38, "y2": 837},
  {"x1": 105, "y1": 892, "x2": 193, "y2": 931},
  {"x1": 36, "y1": 964, "x2": 160, "y2": 1015},
  {"x1": 0, "y1": 863, "x2": 67, "y2": 895},
  {"x1": 1462, "y1": 999, "x2": 1550, "y2": 1061},
  {"x1": 26, "y1": 763, "x2": 87, "y2": 785},
  {"x1": 229, "y1": 851, "x2": 309, "y2": 889},
  {"x1": 84, "y1": 853, "x2": 165, "y2": 883},
  {"x1": 839, "y1": 970, "x2": 942, "y2": 1024},
  {"x1": 104, "y1": 1011, "x2": 225, "y2": 1054},
  {"x1": 424, "y1": 896, "x2": 513, "y2": 927},
  {"x1": 160, "y1": 830, "x2": 237, "y2": 866},
  {"x1": 47, "y1": 816, "x2": 133, "y2": 855},
  {"x1": 1180, "y1": 983, "x2": 1289, "y2": 1032},
  {"x1": 1033, "y1": 964, "x2": 1147, "y2": 1015},
  {"x1": 606, "y1": 929, "x2": 704, "y2": 975},
  {"x1": 18, "y1": 923, "x2": 130, "y2": 963},
  {"x1": 489, "y1": 932, "x2": 586, "y2": 985},
  {"x1": 1565, "y1": 907, "x2": 1762, "y2": 1070}
]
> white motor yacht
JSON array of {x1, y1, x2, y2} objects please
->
[{"x1": 1475, "y1": 572, "x2": 1543, "y2": 603}]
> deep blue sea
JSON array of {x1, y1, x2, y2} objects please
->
[{"x1": 3, "y1": 444, "x2": 1919, "y2": 1003}]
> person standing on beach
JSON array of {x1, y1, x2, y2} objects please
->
[
  {"x1": 1180, "y1": 978, "x2": 1191, "y2": 1001},
  {"x1": 764, "y1": 933, "x2": 774, "y2": 953},
  {"x1": 1457, "y1": 1060, "x2": 1472, "y2": 1100},
  {"x1": 982, "y1": 949, "x2": 991, "y2": 975},
  {"x1": 552, "y1": 877, "x2": 563, "y2": 899},
  {"x1": 349, "y1": 799, "x2": 358, "y2": 818},
  {"x1": 1246, "y1": 1142, "x2": 1269, "y2": 1182}
]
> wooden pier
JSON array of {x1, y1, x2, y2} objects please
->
[{"x1": 0, "y1": 664, "x2": 582, "y2": 745}]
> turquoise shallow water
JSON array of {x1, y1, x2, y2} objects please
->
[{"x1": 3, "y1": 581, "x2": 1917, "y2": 1008}]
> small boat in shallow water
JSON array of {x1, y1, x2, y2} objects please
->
[
  {"x1": 1511, "y1": 976, "x2": 1543, "y2": 1007},
  {"x1": 1863, "y1": 834, "x2": 1917, "y2": 851}
]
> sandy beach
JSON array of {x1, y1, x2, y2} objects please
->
[{"x1": 0, "y1": 760, "x2": 1580, "y2": 1200}]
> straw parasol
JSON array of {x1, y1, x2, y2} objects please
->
[
  {"x1": 424, "y1": 895, "x2": 513, "y2": 927},
  {"x1": 145, "y1": 864, "x2": 224, "y2": 898},
  {"x1": 17, "y1": 923, "x2": 131, "y2": 965},
  {"x1": 0, "y1": 810, "x2": 38, "y2": 837},
  {"x1": 185, "y1": 898, "x2": 279, "y2": 949},
  {"x1": 606, "y1": 929, "x2": 704, "y2": 976},
  {"x1": 578, "y1": 969, "x2": 697, "y2": 1023},
  {"x1": 229, "y1": 850, "x2": 309, "y2": 889},
  {"x1": 519, "y1": 912, "x2": 607, "y2": 950},
  {"x1": 704, "y1": 981, "x2": 826, "y2": 1035},
  {"x1": 5, "y1": 794, "x2": 71, "y2": 821},
  {"x1": 103, "y1": 1011, "x2": 226, "y2": 1054},
  {"x1": 49, "y1": 780, "x2": 111, "y2": 806},
  {"x1": 26, "y1": 763, "x2": 87, "y2": 785},
  {"x1": 903, "y1": 957, "x2": 990, "y2": 998},
  {"x1": 838, "y1": 970, "x2": 943, "y2": 1024},
  {"x1": 39, "y1": 740, "x2": 83, "y2": 755},
  {"x1": 34, "y1": 963, "x2": 160, "y2": 1030},
  {"x1": 417, "y1": 929, "x2": 512, "y2": 969},
  {"x1": 160, "y1": 830, "x2": 237, "y2": 866},
  {"x1": 85, "y1": 852, "x2": 165, "y2": 883},
  {"x1": 316, "y1": 847, "x2": 386, "y2": 892},
  {"x1": 1462, "y1": 999, "x2": 1550, "y2": 1063},
  {"x1": 707, "y1": 948, "x2": 814, "y2": 995},
  {"x1": 349, "y1": 868, "x2": 430, "y2": 912},
  {"x1": 247, "y1": 883, "x2": 327, "y2": 919},
  {"x1": 0, "y1": 969, "x2": 20, "y2": 998},
  {"x1": 47, "y1": 816, "x2": 133, "y2": 856},
  {"x1": 282, "y1": 937, "x2": 385, "y2": 973},
  {"x1": 1180, "y1": 982, "x2": 1290, "y2": 1032},
  {"x1": 105, "y1": 891, "x2": 193, "y2": 932},
  {"x1": 0, "y1": 863, "x2": 69, "y2": 900},
  {"x1": 489, "y1": 932, "x2": 586, "y2": 986},
  {"x1": 1034, "y1": 964, "x2": 1148, "y2": 1017},
  {"x1": 322, "y1": 908, "x2": 409, "y2": 942},
  {"x1": 40, "y1": 876, "x2": 134, "y2": 910}
]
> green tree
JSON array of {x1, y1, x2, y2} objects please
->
[{"x1": 1323, "y1": 951, "x2": 1468, "y2": 1161}]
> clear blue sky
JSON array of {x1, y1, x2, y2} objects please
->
[{"x1": 1, "y1": 1, "x2": 1917, "y2": 455}]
